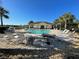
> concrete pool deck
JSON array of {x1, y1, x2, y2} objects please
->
[
  {"x1": 49, "y1": 29, "x2": 79, "y2": 48},
  {"x1": 49, "y1": 29, "x2": 62, "y2": 36},
  {"x1": 0, "y1": 29, "x2": 79, "y2": 59},
  {"x1": 0, "y1": 29, "x2": 79, "y2": 48}
]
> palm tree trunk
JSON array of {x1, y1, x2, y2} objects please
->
[
  {"x1": 64, "y1": 19, "x2": 67, "y2": 29},
  {"x1": 56, "y1": 24, "x2": 58, "y2": 30},
  {"x1": 65, "y1": 20, "x2": 67, "y2": 29},
  {"x1": 60, "y1": 23, "x2": 61, "y2": 30},
  {"x1": 1, "y1": 15, "x2": 3, "y2": 26}
]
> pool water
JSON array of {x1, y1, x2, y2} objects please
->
[{"x1": 27, "y1": 29, "x2": 50, "y2": 34}]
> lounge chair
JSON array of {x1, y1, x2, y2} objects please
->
[
  {"x1": 5, "y1": 27, "x2": 15, "y2": 33},
  {"x1": 56, "y1": 30, "x2": 76, "y2": 42},
  {"x1": 62, "y1": 29, "x2": 67, "y2": 33},
  {"x1": 62, "y1": 29, "x2": 70, "y2": 34},
  {"x1": 58, "y1": 29, "x2": 70, "y2": 37},
  {"x1": 65, "y1": 30, "x2": 69, "y2": 34}
]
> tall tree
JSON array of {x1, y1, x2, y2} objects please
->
[
  {"x1": 58, "y1": 17, "x2": 64, "y2": 30},
  {"x1": 53, "y1": 19, "x2": 59, "y2": 29},
  {"x1": 63, "y1": 12, "x2": 75, "y2": 29},
  {"x1": 53, "y1": 12, "x2": 76, "y2": 30},
  {"x1": 0, "y1": 6, "x2": 9, "y2": 26}
]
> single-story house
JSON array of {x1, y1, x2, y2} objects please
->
[{"x1": 29, "y1": 22, "x2": 53, "y2": 29}]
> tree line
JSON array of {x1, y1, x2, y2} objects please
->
[{"x1": 53, "y1": 12, "x2": 79, "y2": 30}]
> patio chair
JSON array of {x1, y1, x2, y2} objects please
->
[
  {"x1": 65, "y1": 30, "x2": 70, "y2": 34},
  {"x1": 5, "y1": 27, "x2": 15, "y2": 33},
  {"x1": 56, "y1": 30, "x2": 76, "y2": 42},
  {"x1": 62, "y1": 29, "x2": 67, "y2": 33}
]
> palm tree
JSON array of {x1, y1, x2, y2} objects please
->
[
  {"x1": 53, "y1": 19, "x2": 60, "y2": 29},
  {"x1": 58, "y1": 17, "x2": 64, "y2": 30},
  {"x1": 62, "y1": 12, "x2": 75, "y2": 29},
  {"x1": 53, "y1": 12, "x2": 76, "y2": 30},
  {"x1": 0, "y1": 6, "x2": 9, "y2": 26}
]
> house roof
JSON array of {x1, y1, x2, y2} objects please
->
[{"x1": 30, "y1": 22, "x2": 52, "y2": 24}]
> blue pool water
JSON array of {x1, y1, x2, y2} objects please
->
[{"x1": 27, "y1": 29, "x2": 50, "y2": 34}]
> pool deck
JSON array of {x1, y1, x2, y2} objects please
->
[
  {"x1": 0, "y1": 29, "x2": 79, "y2": 49},
  {"x1": 49, "y1": 29, "x2": 79, "y2": 48},
  {"x1": 49, "y1": 29, "x2": 62, "y2": 36}
]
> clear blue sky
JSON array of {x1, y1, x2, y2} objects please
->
[{"x1": 0, "y1": 0, "x2": 79, "y2": 25}]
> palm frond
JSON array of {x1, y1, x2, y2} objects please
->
[
  {"x1": 4, "y1": 9, "x2": 9, "y2": 14},
  {"x1": 3, "y1": 15, "x2": 9, "y2": 19},
  {"x1": 0, "y1": 6, "x2": 3, "y2": 10}
]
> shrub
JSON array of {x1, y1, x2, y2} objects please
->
[
  {"x1": 75, "y1": 28, "x2": 79, "y2": 33},
  {"x1": 0, "y1": 26, "x2": 9, "y2": 33}
]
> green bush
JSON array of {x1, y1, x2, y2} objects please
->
[
  {"x1": 75, "y1": 28, "x2": 79, "y2": 33},
  {"x1": 0, "y1": 26, "x2": 9, "y2": 33}
]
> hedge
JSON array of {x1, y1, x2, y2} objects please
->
[{"x1": 0, "y1": 26, "x2": 9, "y2": 33}]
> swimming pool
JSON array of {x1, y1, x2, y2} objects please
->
[{"x1": 27, "y1": 29, "x2": 50, "y2": 34}]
